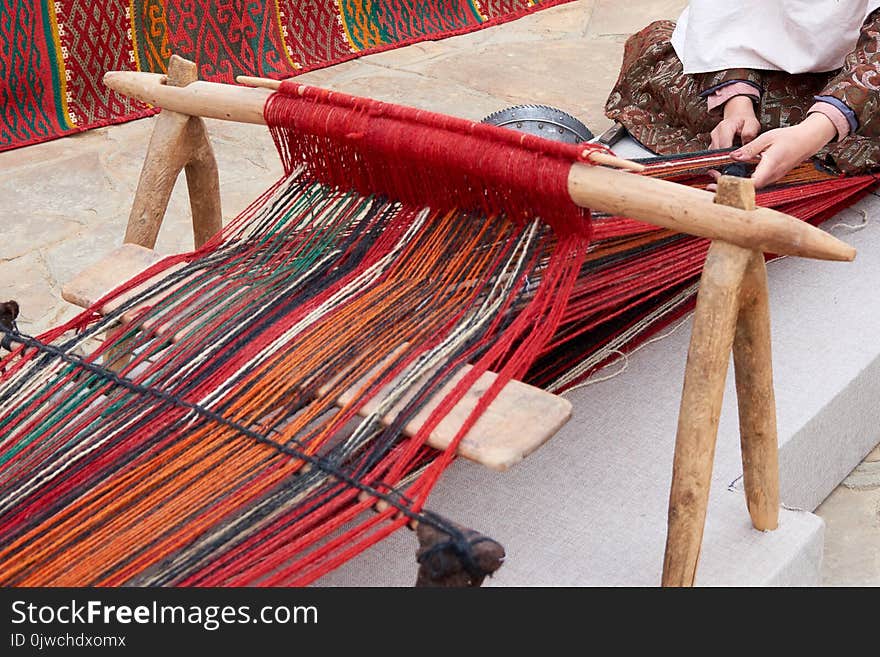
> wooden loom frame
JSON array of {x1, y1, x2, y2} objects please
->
[{"x1": 61, "y1": 55, "x2": 856, "y2": 586}]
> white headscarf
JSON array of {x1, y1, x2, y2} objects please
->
[{"x1": 671, "y1": 1, "x2": 880, "y2": 74}]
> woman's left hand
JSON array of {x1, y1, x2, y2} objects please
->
[{"x1": 728, "y1": 113, "x2": 838, "y2": 188}]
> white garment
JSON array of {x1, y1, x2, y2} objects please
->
[{"x1": 671, "y1": 1, "x2": 880, "y2": 74}]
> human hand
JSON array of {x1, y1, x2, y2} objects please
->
[
  {"x1": 729, "y1": 112, "x2": 838, "y2": 188},
  {"x1": 710, "y1": 95, "x2": 761, "y2": 149}
]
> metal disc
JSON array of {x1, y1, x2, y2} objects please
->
[{"x1": 481, "y1": 104, "x2": 593, "y2": 144}]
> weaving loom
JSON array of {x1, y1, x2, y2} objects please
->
[{"x1": 0, "y1": 56, "x2": 869, "y2": 587}]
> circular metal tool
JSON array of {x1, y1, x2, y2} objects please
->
[{"x1": 481, "y1": 104, "x2": 594, "y2": 144}]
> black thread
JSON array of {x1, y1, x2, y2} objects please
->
[{"x1": 0, "y1": 326, "x2": 474, "y2": 548}]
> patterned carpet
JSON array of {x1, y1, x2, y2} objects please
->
[{"x1": 0, "y1": 0, "x2": 573, "y2": 152}]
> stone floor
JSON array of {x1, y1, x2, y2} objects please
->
[
  {"x1": 820, "y1": 444, "x2": 880, "y2": 585},
  {"x1": 0, "y1": 0, "x2": 877, "y2": 585}
]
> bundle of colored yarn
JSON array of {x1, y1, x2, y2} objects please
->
[
  {"x1": 0, "y1": 83, "x2": 604, "y2": 586},
  {"x1": 0, "y1": 82, "x2": 874, "y2": 586}
]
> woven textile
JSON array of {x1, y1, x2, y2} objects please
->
[{"x1": 0, "y1": 0, "x2": 572, "y2": 152}]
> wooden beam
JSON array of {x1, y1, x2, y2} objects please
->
[
  {"x1": 104, "y1": 71, "x2": 271, "y2": 125},
  {"x1": 566, "y1": 163, "x2": 854, "y2": 262},
  {"x1": 102, "y1": 70, "x2": 855, "y2": 263}
]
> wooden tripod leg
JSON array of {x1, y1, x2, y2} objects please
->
[
  {"x1": 733, "y1": 253, "x2": 780, "y2": 530},
  {"x1": 124, "y1": 56, "x2": 197, "y2": 249},
  {"x1": 662, "y1": 175, "x2": 762, "y2": 586},
  {"x1": 717, "y1": 174, "x2": 780, "y2": 530},
  {"x1": 124, "y1": 113, "x2": 190, "y2": 248},
  {"x1": 184, "y1": 118, "x2": 222, "y2": 248},
  {"x1": 123, "y1": 54, "x2": 222, "y2": 249},
  {"x1": 662, "y1": 240, "x2": 751, "y2": 586}
]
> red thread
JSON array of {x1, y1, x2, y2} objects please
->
[{"x1": 265, "y1": 82, "x2": 610, "y2": 240}]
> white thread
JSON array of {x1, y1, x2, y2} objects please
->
[
  {"x1": 829, "y1": 208, "x2": 870, "y2": 232},
  {"x1": 561, "y1": 312, "x2": 695, "y2": 393},
  {"x1": 551, "y1": 282, "x2": 699, "y2": 392}
]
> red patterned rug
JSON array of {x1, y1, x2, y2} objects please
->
[{"x1": 1, "y1": 0, "x2": 574, "y2": 152}]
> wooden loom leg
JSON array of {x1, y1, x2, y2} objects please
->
[
  {"x1": 124, "y1": 54, "x2": 222, "y2": 249},
  {"x1": 124, "y1": 55, "x2": 197, "y2": 248},
  {"x1": 662, "y1": 241, "x2": 750, "y2": 586},
  {"x1": 662, "y1": 175, "x2": 758, "y2": 586},
  {"x1": 718, "y1": 174, "x2": 780, "y2": 529},
  {"x1": 184, "y1": 119, "x2": 223, "y2": 248},
  {"x1": 733, "y1": 253, "x2": 780, "y2": 531}
]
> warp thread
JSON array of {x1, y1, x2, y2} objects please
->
[
  {"x1": 0, "y1": 173, "x2": 586, "y2": 586},
  {"x1": 265, "y1": 83, "x2": 612, "y2": 239},
  {"x1": 0, "y1": 99, "x2": 876, "y2": 586}
]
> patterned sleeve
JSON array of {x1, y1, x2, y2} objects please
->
[
  {"x1": 695, "y1": 69, "x2": 763, "y2": 98},
  {"x1": 819, "y1": 9, "x2": 880, "y2": 136}
]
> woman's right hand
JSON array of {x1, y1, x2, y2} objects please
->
[{"x1": 710, "y1": 95, "x2": 761, "y2": 149}]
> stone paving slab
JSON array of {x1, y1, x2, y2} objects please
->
[
  {"x1": 818, "y1": 445, "x2": 880, "y2": 585},
  {"x1": 0, "y1": 119, "x2": 281, "y2": 334}
]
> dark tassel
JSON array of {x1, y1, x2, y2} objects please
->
[
  {"x1": 415, "y1": 519, "x2": 505, "y2": 588},
  {"x1": 0, "y1": 300, "x2": 20, "y2": 351}
]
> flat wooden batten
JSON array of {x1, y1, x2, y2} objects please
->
[
  {"x1": 62, "y1": 244, "x2": 164, "y2": 309},
  {"x1": 102, "y1": 69, "x2": 855, "y2": 263},
  {"x1": 62, "y1": 245, "x2": 572, "y2": 472},
  {"x1": 334, "y1": 357, "x2": 571, "y2": 470}
]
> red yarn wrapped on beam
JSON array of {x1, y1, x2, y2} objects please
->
[{"x1": 265, "y1": 82, "x2": 612, "y2": 239}]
